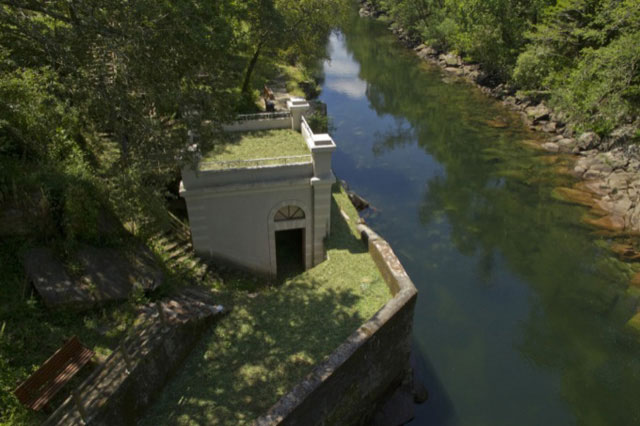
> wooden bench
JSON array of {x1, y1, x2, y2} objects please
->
[{"x1": 14, "y1": 336, "x2": 94, "y2": 411}]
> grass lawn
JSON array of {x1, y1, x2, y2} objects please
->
[
  {"x1": 141, "y1": 185, "x2": 391, "y2": 425},
  {"x1": 200, "y1": 129, "x2": 310, "y2": 171}
]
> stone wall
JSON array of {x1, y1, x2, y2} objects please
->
[
  {"x1": 254, "y1": 224, "x2": 418, "y2": 426},
  {"x1": 222, "y1": 115, "x2": 292, "y2": 132},
  {"x1": 44, "y1": 291, "x2": 221, "y2": 426}
]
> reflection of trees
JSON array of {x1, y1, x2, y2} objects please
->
[
  {"x1": 371, "y1": 119, "x2": 415, "y2": 156},
  {"x1": 342, "y1": 14, "x2": 640, "y2": 425}
]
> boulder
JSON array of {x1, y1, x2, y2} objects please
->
[
  {"x1": 609, "y1": 197, "x2": 633, "y2": 217},
  {"x1": 416, "y1": 45, "x2": 438, "y2": 58},
  {"x1": 557, "y1": 138, "x2": 576, "y2": 153},
  {"x1": 525, "y1": 104, "x2": 550, "y2": 124},
  {"x1": 491, "y1": 84, "x2": 508, "y2": 98},
  {"x1": 503, "y1": 96, "x2": 518, "y2": 108},
  {"x1": 439, "y1": 53, "x2": 461, "y2": 67},
  {"x1": 444, "y1": 66, "x2": 464, "y2": 77},
  {"x1": 583, "y1": 214, "x2": 626, "y2": 232},
  {"x1": 607, "y1": 171, "x2": 634, "y2": 190},
  {"x1": 347, "y1": 190, "x2": 370, "y2": 211},
  {"x1": 551, "y1": 187, "x2": 597, "y2": 207},
  {"x1": 542, "y1": 121, "x2": 557, "y2": 133},
  {"x1": 542, "y1": 142, "x2": 559, "y2": 153},
  {"x1": 605, "y1": 125, "x2": 637, "y2": 148},
  {"x1": 577, "y1": 132, "x2": 601, "y2": 150}
]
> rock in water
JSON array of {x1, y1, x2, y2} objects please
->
[{"x1": 348, "y1": 190, "x2": 370, "y2": 211}]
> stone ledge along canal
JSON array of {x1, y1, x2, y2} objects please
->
[{"x1": 320, "y1": 13, "x2": 640, "y2": 426}]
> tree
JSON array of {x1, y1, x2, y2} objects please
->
[
  {"x1": 239, "y1": 0, "x2": 346, "y2": 94},
  {"x1": 0, "y1": 0, "x2": 244, "y2": 231}
]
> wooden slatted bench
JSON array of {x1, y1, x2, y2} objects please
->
[{"x1": 14, "y1": 336, "x2": 94, "y2": 411}]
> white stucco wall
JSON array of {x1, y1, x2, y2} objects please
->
[{"x1": 182, "y1": 179, "x2": 315, "y2": 275}]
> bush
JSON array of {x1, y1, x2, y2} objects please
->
[
  {"x1": 306, "y1": 112, "x2": 330, "y2": 133},
  {"x1": 552, "y1": 31, "x2": 640, "y2": 134}
]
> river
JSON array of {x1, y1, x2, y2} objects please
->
[{"x1": 319, "y1": 14, "x2": 640, "y2": 426}]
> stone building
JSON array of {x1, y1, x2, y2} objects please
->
[{"x1": 180, "y1": 99, "x2": 336, "y2": 276}]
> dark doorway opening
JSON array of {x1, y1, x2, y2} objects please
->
[{"x1": 276, "y1": 229, "x2": 304, "y2": 279}]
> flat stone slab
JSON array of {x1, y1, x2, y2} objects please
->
[
  {"x1": 23, "y1": 248, "x2": 93, "y2": 308},
  {"x1": 76, "y1": 245, "x2": 164, "y2": 302},
  {"x1": 24, "y1": 245, "x2": 164, "y2": 309}
]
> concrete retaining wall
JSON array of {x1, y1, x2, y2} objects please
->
[
  {"x1": 254, "y1": 224, "x2": 418, "y2": 426},
  {"x1": 222, "y1": 116, "x2": 291, "y2": 132},
  {"x1": 44, "y1": 293, "x2": 220, "y2": 426}
]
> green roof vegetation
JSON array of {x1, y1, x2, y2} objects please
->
[
  {"x1": 142, "y1": 185, "x2": 391, "y2": 425},
  {"x1": 200, "y1": 129, "x2": 310, "y2": 170}
]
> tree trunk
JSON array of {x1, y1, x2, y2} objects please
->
[{"x1": 241, "y1": 43, "x2": 263, "y2": 94}]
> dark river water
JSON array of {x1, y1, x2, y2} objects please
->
[{"x1": 319, "y1": 14, "x2": 640, "y2": 426}]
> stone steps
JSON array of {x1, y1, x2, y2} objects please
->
[
  {"x1": 151, "y1": 222, "x2": 213, "y2": 282},
  {"x1": 43, "y1": 289, "x2": 225, "y2": 426}
]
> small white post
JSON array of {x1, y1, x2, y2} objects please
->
[{"x1": 286, "y1": 98, "x2": 310, "y2": 131}]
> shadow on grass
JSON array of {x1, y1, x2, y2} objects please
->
[{"x1": 141, "y1": 279, "x2": 365, "y2": 426}]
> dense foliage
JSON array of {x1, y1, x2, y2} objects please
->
[
  {"x1": 368, "y1": 0, "x2": 640, "y2": 137},
  {"x1": 0, "y1": 0, "x2": 343, "y2": 243}
]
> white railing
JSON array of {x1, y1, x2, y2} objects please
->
[
  {"x1": 199, "y1": 154, "x2": 312, "y2": 171},
  {"x1": 301, "y1": 116, "x2": 313, "y2": 146}
]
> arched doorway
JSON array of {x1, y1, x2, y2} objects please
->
[
  {"x1": 268, "y1": 202, "x2": 311, "y2": 277},
  {"x1": 274, "y1": 206, "x2": 305, "y2": 278}
]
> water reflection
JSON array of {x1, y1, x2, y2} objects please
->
[{"x1": 321, "y1": 13, "x2": 640, "y2": 426}]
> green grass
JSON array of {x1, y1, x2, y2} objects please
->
[
  {"x1": 141, "y1": 185, "x2": 391, "y2": 425},
  {"x1": 280, "y1": 64, "x2": 314, "y2": 99},
  {"x1": 1, "y1": 185, "x2": 390, "y2": 425},
  {"x1": 200, "y1": 130, "x2": 310, "y2": 170}
]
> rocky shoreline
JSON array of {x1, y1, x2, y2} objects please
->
[{"x1": 359, "y1": 0, "x2": 640, "y2": 239}]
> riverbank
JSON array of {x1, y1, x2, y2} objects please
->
[{"x1": 359, "y1": 0, "x2": 640, "y2": 251}]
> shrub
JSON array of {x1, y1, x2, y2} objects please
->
[{"x1": 551, "y1": 31, "x2": 640, "y2": 134}]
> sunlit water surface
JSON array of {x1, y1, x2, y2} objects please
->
[{"x1": 320, "y1": 15, "x2": 640, "y2": 426}]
